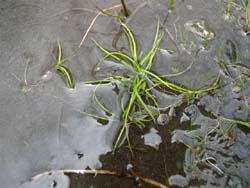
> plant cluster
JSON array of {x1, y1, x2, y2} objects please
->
[
  {"x1": 54, "y1": 4, "x2": 249, "y2": 153},
  {"x1": 86, "y1": 16, "x2": 220, "y2": 152}
]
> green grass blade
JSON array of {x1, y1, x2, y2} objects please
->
[
  {"x1": 83, "y1": 79, "x2": 112, "y2": 85},
  {"x1": 169, "y1": 0, "x2": 174, "y2": 12},
  {"x1": 140, "y1": 19, "x2": 163, "y2": 69},
  {"x1": 221, "y1": 116, "x2": 250, "y2": 127},
  {"x1": 55, "y1": 65, "x2": 74, "y2": 88},
  {"x1": 134, "y1": 91, "x2": 156, "y2": 122},
  {"x1": 246, "y1": 0, "x2": 250, "y2": 26},
  {"x1": 145, "y1": 70, "x2": 220, "y2": 94},
  {"x1": 93, "y1": 86, "x2": 113, "y2": 116},
  {"x1": 120, "y1": 21, "x2": 138, "y2": 62},
  {"x1": 145, "y1": 70, "x2": 190, "y2": 92},
  {"x1": 55, "y1": 41, "x2": 74, "y2": 89},
  {"x1": 57, "y1": 40, "x2": 62, "y2": 65},
  {"x1": 103, "y1": 51, "x2": 134, "y2": 65},
  {"x1": 160, "y1": 60, "x2": 194, "y2": 78},
  {"x1": 122, "y1": 91, "x2": 136, "y2": 120},
  {"x1": 91, "y1": 38, "x2": 133, "y2": 69},
  {"x1": 80, "y1": 111, "x2": 110, "y2": 122},
  {"x1": 145, "y1": 90, "x2": 159, "y2": 110},
  {"x1": 113, "y1": 92, "x2": 136, "y2": 153},
  {"x1": 133, "y1": 75, "x2": 156, "y2": 122},
  {"x1": 112, "y1": 124, "x2": 126, "y2": 153},
  {"x1": 144, "y1": 33, "x2": 164, "y2": 70}
]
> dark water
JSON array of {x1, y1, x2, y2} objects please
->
[{"x1": 0, "y1": 0, "x2": 249, "y2": 188}]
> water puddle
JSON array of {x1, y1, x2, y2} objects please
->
[{"x1": 0, "y1": 0, "x2": 250, "y2": 188}]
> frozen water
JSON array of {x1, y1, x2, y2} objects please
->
[{"x1": 142, "y1": 127, "x2": 162, "y2": 150}]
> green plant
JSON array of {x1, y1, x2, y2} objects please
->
[
  {"x1": 177, "y1": 24, "x2": 190, "y2": 49},
  {"x1": 91, "y1": 19, "x2": 163, "y2": 152},
  {"x1": 226, "y1": 0, "x2": 250, "y2": 32},
  {"x1": 224, "y1": 0, "x2": 243, "y2": 16},
  {"x1": 168, "y1": 0, "x2": 174, "y2": 12},
  {"x1": 202, "y1": 32, "x2": 211, "y2": 48},
  {"x1": 220, "y1": 116, "x2": 250, "y2": 128},
  {"x1": 242, "y1": 0, "x2": 250, "y2": 32},
  {"x1": 55, "y1": 41, "x2": 74, "y2": 89},
  {"x1": 88, "y1": 17, "x2": 220, "y2": 153},
  {"x1": 245, "y1": 0, "x2": 250, "y2": 26}
]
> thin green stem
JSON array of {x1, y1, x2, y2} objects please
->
[
  {"x1": 93, "y1": 86, "x2": 113, "y2": 116},
  {"x1": 120, "y1": 21, "x2": 138, "y2": 62},
  {"x1": 221, "y1": 116, "x2": 250, "y2": 127},
  {"x1": 168, "y1": 0, "x2": 174, "y2": 12},
  {"x1": 246, "y1": 0, "x2": 250, "y2": 26}
]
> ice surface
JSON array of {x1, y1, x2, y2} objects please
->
[{"x1": 143, "y1": 128, "x2": 162, "y2": 150}]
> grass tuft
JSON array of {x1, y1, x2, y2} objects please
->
[{"x1": 88, "y1": 16, "x2": 220, "y2": 153}]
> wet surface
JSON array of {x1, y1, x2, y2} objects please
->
[
  {"x1": 69, "y1": 116, "x2": 187, "y2": 188},
  {"x1": 0, "y1": 0, "x2": 250, "y2": 188}
]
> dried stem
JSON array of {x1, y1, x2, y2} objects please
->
[
  {"x1": 30, "y1": 169, "x2": 169, "y2": 188},
  {"x1": 79, "y1": 4, "x2": 123, "y2": 47}
]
